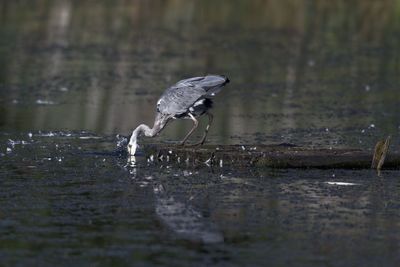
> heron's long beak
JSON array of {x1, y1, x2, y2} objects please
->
[{"x1": 128, "y1": 140, "x2": 138, "y2": 155}]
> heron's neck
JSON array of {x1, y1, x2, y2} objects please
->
[
  {"x1": 133, "y1": 124, "x2": 158, "y2": 139},
  {"x1": 129, "y1": 114, "x2": 169, "y2": 149}
]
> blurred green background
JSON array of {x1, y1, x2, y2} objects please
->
[{"x1": 1, "y1": 0, "x2": 399, "y2": 147}]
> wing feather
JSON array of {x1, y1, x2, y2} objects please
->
[{"x1": 157, "y1": 75, "x2": 229, "y2": 116}]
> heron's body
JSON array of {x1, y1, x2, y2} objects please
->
[{"x1": 128, "y1": 75, "x2": 230, "y2": 155}]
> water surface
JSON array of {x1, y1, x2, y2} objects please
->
[
  {"x1": 1, "y1": 0, "x2": 400, "y2": 147},
  {"x1": 1, "y1": 1, "x2": 400, "y2": 266},
  {"x1": 1, "y1": 133, "x2": 400, "y2": 266}
]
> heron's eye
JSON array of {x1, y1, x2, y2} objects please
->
[{"x1": 156, "y1": 104, "x2": 160, "y2": 112}]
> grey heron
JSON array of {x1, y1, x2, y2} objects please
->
[{"x1": 128, "y1": 74, "x2": 230, "y2": 155}]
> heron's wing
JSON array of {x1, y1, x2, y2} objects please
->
[
  {"x1": 157, "y1": 85, "x2": 206, "y2": 115},
  {"x1": 176, "y1": 75, "x2": 229, "y2": 93},
  {"x1": 157, "y1": 75, "x2": 229, "y2": 116},
  {"x1": 176, "y1": 76, "x2": 204, "y2": 85}
]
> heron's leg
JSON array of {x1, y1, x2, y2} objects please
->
[
  {"x1": 191, "y1": 112, "x2": 213, "y2": 146},
  {"x1": 180, "y1": 113, "x2": 199, "y2": 145}
]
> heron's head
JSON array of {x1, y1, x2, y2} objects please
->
[{"x1": 128, "y1": 137, "x2": 138, "y2": 155}]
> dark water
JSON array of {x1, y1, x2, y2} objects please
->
[
  {"x1": 2, "y1": 133, "x2": 400, "y2": 266},
  {"x1": 1, "y1": 1, "x2": 400, "y2": 266}
]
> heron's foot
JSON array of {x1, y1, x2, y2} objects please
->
[
  {"x1": 179, "y1": 141, "x2": 186, "y2": 146},
  {"x1": 178, "y1": 141, "x2": 199, "y2": 147},
  {"x1": 178, "y1": 138, "x2": 206, "y2": 147}
]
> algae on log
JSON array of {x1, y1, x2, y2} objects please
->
[{"x1": 136, "y1": 143, "x2": 400, "y2": 169}]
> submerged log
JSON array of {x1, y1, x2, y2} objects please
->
[{"x1": 136, "y1": 143, "x2": 400, "y2": 169}]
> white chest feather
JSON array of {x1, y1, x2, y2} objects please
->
[{"x1": 189, "y1": 99, "x2": 205, "y2": 112}]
